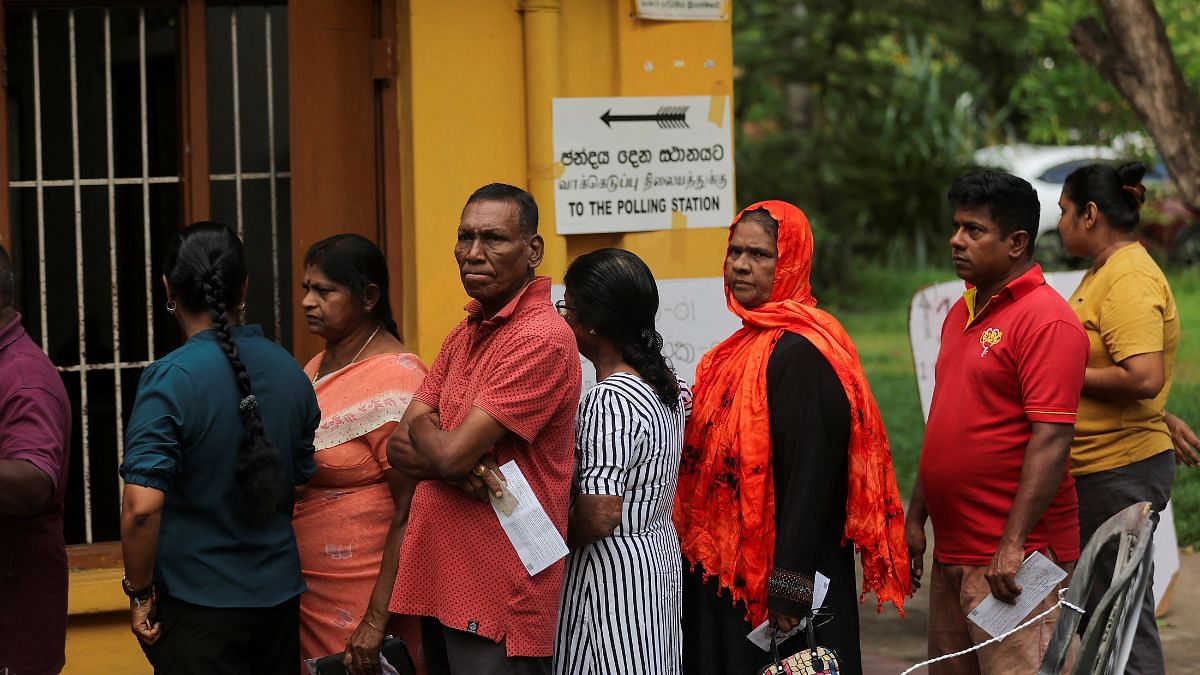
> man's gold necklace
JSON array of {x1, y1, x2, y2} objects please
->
[{"x1": 312, "y1": 326, "x2": 380, "y2": 384}]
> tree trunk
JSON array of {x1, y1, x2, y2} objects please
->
[{"x1": 1069, "y1": 0, "x2": 1200, "y2": 209}]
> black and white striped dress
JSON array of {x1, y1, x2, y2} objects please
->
[{"x1": 554, "y1": 372, "x2": 692, "y2": 675}]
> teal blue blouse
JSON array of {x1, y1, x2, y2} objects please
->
[{"x1": 120, "y1": 325, "x2": 319, "y2": 608}]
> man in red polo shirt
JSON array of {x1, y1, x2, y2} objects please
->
[
  {"x1": 905, "y1": 171, "x2": 1088, "y2": 674},
  {"x1": 0, "y1": 244, "x2": 72, "y2": 675},
  {"x1": 387, "y1": 183, "x2": 580, "y2": 674}
]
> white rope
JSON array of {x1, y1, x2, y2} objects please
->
[{"x1": 898, "y1": 588, "x2": 1083, "y2": 675}]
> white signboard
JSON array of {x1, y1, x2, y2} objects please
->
[
  {"x1": 553, "y1": 96, "x2": 735, "y2": 235},
  {"x1": 907, "y1": 269, "x2": 1178, "y2": 615},
  {"x1": 635, "y1": 0, "x2": 728, "y2": 21},
  {"x1": 552, "y1": 277, "x2": 738, "y2": 392}
]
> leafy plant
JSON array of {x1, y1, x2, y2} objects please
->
[
  {"x1": 732, "y1": 0, "x2": 1200, "y2": 281},
  {"x1": 733, "y1": 1, "x2": 1016, "y2": 282}
]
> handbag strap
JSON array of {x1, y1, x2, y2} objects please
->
[
  {"x1": 806, "y1": 617, "x2": 820, "y2": 660},
  {"x1": 769, "y1": 626, "x2": 783, "y2": 670}
]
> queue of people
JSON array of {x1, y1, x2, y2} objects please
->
[{"x1": 0, "y1": 164, "x2": 1195, "y2": 675}]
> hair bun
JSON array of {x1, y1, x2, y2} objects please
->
[{"x1": 1122, "y1": 183, "x2": 1146, "y2": 206}]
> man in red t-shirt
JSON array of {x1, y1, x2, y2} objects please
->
[
  {"x1": 387, "y1": 184, "x2": 580, "y2": 674},
  {"x1": 906, "y1": 171, "x2": 1088, "y2": 674}
]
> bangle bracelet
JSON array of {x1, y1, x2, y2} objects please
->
[{"x1": 361, "y1": 615, "x2": 385, "y2": 632}]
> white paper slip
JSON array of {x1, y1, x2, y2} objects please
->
[
  {"x1": 812, "y1": 571, "x2": 830, "y2": 612},
  {"x1": 967, "y1": 551, "x2": 1068, "y2": 638},
  {"x1": 746, "y1": 571, "x2": 831, "y2": 651},
  {"x1": 491, "y1": 460, "x2": 569, "y2": 577},
  {"x1": 747, "y1": 619, "x2": 801, "y2": 651}
]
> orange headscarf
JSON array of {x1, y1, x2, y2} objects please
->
[{"x1": 672, "y1": 200, "x2": 909, "y2": 625}]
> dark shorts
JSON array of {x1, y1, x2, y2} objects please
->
[
  {"x1": 1075, "y1": 449, "x2": 1175, "y2": 675},
  {"x1": 139, "y1": 594, "x2": 301, "y2": 675}
]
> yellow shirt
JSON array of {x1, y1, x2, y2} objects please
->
[{"x1": 1069, "y1": 243, "x2": 1179, "y2": 475}]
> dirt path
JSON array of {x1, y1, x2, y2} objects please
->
[{"x1": 857, "y1": 548, "x2": 1200, "y2": 674}]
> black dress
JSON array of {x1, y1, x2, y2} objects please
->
[{"x1": 681, "y1": 332, "x2": 862, "y2": 675}]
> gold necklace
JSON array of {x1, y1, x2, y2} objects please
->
[{"x1": 313, "y1": 325, "x2": 380, "y2": 384}]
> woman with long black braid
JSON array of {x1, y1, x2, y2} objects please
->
[{"x1": 120, "y1": 222, "x2": 320, "y2": 674}]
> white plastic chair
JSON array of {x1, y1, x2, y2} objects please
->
[{"x1": 1038, "y1": 501, "x2": 1155, "y2": 674}]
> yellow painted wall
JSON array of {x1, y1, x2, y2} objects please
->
[
  {"x1": 399, "y1": 0, "x2": 528, "y2": 358},
  {"x1": 62, "y1": 568, "x2": 151, "y2": 674},
  {"x1": 62, "y1": 2, "x2": 732, "y2": 671},
  {"x1": 400, "y1": 0, "x2": 734, "y2": 361}
]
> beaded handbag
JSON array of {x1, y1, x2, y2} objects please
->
[{"x1": 758, "y1": 618, "x2": 841, "y2": 675}]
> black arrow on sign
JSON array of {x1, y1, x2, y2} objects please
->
[{"x1": 600, "y1": 106, "x2": 689, "y2": 129}]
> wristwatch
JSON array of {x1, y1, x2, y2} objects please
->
[{"x1": 121, "y1": 576, "x2": 155, "y2": 605}]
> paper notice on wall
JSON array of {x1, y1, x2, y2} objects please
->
[
  {"x1": 491, "y1": 460, "x2": 569, "y2": 576},
  {"x1": 635, "y1": 0, "x2": 727, "y2": 21},
  {"x1": 552, "y1": 277, "x2": 740, "y2": 394},
  {"x1": 967, "y1": 551, "x2": 1067, "y2": 639}
]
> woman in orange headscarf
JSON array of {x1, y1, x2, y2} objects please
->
[{"x1": 673, "y1": 201, "x2": 909, "y2": 674}]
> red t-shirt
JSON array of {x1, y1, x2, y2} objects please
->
[
  {"x1": 921, "y1": 264, "x2": 1088, "y2": 566},
  {"x1": 389, "y1": 277, "x2": 580, "y2": 657}
]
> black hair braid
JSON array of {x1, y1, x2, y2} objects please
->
[
  {"x1": 381, "y1": 316, "x2": 401, "y2": 341},
  {"x1": 202, "y1": 272, "x2": 282, "y2": 526},
  {"x1": 618, "y1": 332, "x2": 680, "y2": 411}
]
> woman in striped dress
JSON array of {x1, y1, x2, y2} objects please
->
[{"x1": 553, "y1": 248, "x2": 691, "y2": 675}]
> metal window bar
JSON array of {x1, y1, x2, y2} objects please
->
[
  {"x1": 230, "y1": 8, "x2": 243, "y2": 239},
  {"x1": 104, "y1": 9, "x2": 126, "y2": 485},
  {"x1": 32, "y1": 11, "x2": 48, "y2": 351},
  {"x1": 209, "y1": 172, "x2": 290, "y2": 182},
  {"x1": 67, "y1": 9, "x2": 94, "y2": 543},
  {"x1": 264, "y1": 10, "x2": 281, "y2": 342},
  {"x1": 9, "y1": 176, "x2": 181, "y2": 187},
  {"x1": 139, "y1": 8, "x2": 154, "y2": 365}
]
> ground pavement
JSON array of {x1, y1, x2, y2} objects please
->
[{"x1": 858, "y1": 547, "x2": 1200, "y2": 674}]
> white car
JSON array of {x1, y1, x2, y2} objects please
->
[{"x1": 972, "y1": 144, "x2": 1119, "y2": 239}]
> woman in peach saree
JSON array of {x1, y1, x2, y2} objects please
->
[{"x1": 294, "y1": 235, "x2": 426, "y2": 675}]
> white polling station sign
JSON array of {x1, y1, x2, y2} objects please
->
[
  {"x1": 553, "y1": 96, "x2": 734, "y2": 235},
  {"x1": 908, "y1": 269, "x2": 1180, "y2": 616}
]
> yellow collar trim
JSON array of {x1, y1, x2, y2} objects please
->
[{"x1": 963, "y1": 287, "x2": 980, "y2": 328}]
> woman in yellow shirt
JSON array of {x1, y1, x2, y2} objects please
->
[{"x1": 1055, "y1": 160, "x2": 1193, "y2": 674}]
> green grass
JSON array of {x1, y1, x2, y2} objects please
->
[
  {"x1": 820, "y1": 265, "x2": 1200, "y2": 547},
  {"x1": 1166, "y1": 268, "x2": 1200, "y2": 549}
]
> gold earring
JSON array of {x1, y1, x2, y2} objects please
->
[{"x1": 166, "y1": 300, "x2": 176, "y2": 314}]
